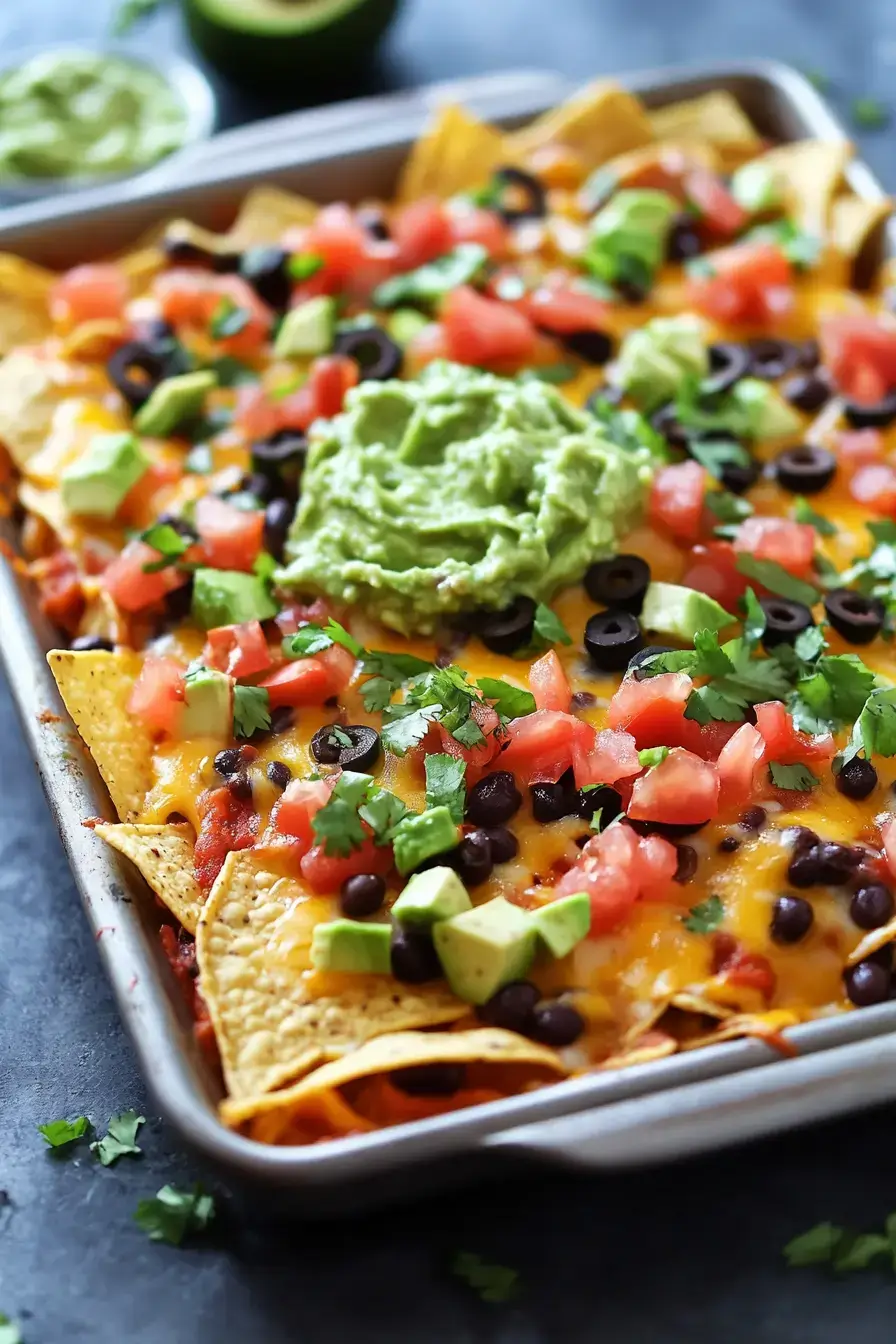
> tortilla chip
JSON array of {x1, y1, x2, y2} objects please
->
[
  {"x1": 94, "y1": 823, "x2": 203, "y2": 933},
  {"x1": 47, "y1": 649, "x2": 153, "y2": 822},
  {"x1": 847, "y1": 917, "x2": 896, "y2": 966},
  {"x1": 59, "y1": 320, "x2": 127, "y2": 363},
  {"x1": 0, "y1": 254, "x2": 55, "y2": 356},
  {"x1": 396, "y1": 104, "x2": 508, "y2": 205},
  {"x1": 600, "y1": 1030, "x2": 678, "y2": 1070},
  {"x1": 222, "y1": 1026, "x2": 566, "y2": 1133},
  {"x1": 227, "y1": 186, "x2": 319, "y2": 247},
  {"x1": 196, "y1": 850, "x2": 468, "y2": 1099},
  {"x1": 669, "y1": 991, "x2": 734, "y2": 1019},
  {"x1": 117, "y1": 245, "x2": 165, "y2": 288},
  {"x1": 0, "y1": 351, "x2": 65, "y2": 469},
  {"x1": 681, "y1": 1009, "x2": 800, "y2": 1053},
  {"x1": 648, "y1": 91, "x2": 761, "y2": 169},
  {"x1": 830, "y1": 193, "x2": 892, "y2": 259},
  {"x1": 510, "y1": 81, "x2": 652, "y2": 172},
  {"x1": 17, "y1": 480, "x2": 67, "y2": 543},
  {"x1": 750, "y1": 139, "x2": 852, "y2": 235}
]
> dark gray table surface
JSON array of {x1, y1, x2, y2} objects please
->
[{"x1": 5, "y1": 0, "x2": 896, "y2": 1339}]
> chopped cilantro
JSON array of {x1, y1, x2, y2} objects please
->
[
  {"x1": 287, "y1": 253, "x2": 325, "y2": 282},
  {"x1": 533, "y1": 602, "x2": 573, "y2": 647},
  {"x1": 233, "y1": 685, "x2": 270, "y2": 739},
  {"x1": 311, "y1": 771, "x2": 371, "y2": 856},
  {"x1": 842, "y1": 520, "x2": 896, "y2": 592},
  {"x1": 451, "y1": 1251, "x2": 519, "y2": 1304},
  {"x1": 589, "y1": 401, "x2": 669, "y2": 463},
  {"x1": 328, "y1": 725, "x2": 353, "y2": 749},
  {"x1": 688, "y1": 436, "x2": 753, "y2": 480},
  {"x1": 742, "y1": 219, "x2": 821, "y2": 269},
  {"x1": 793, "y1": 495, "x2": 837, "y2": 537},
  {"x1": 790, "y1": 653, "x2": 876, "y2": 734},
  {"x1": 382, "y1": 666, "x2": 485, "y2": 754},
  {"x1": 381, "y1": 703, "x2": 443, "y2": 756},
  {"x1": 38, "y1": 1116, "x2": 90, "y2": 1149},
  {"x1": 682, "y1": 894, "x2": 724, "y2": 934},
  {"x1": 674, "y1": 374, "x2": 753, "y2": 439},
  {"x1": 209, "y1": 296, "x2": 251, "y2": 340},
  {"x1": 794, "y1": 624, "x2": 826, "y2": 662},
  {"x1": 852, "y1": 97, "x2": 890, "y2": 130},
  {"x1": 742, "y1": 587, "x2": 767, "y2": 648},
  {"x1": 734, "y1": 554, "x2": 820, "y2": 607},
  {"x1": 589, "y1": 807, "x2": 605, "y2": 833},
  {"x1": 706, "y1": 489, "x2": 754, "y2": 530},
  {"x1": 519, "y1": 362, "x2": 578, "y2": 385},
  {"x1": 768, "y1": 761, "x2": 820, "y2": 791},
  {"x1": 111, "y1": 0, "x2": 163, "y2": 36},
  {"x1": 784, "y1": 1222, "x2": 845, "y2": 1266},
  {"x1": 134, "y1": 1184, "x2": 216, "y2": 1246},
  {"x1": 252, "y1": 551, "x2": 277, "y2": 587},
  {"x1": 424, "y1": 753, "x2": 467, "y2": 822},
  {"x1": 206, "y1": 354, "x2": 257, "y2": 388},
  {"x1": 784, "y1": 1216, "x2": 896, "y2": 1273},
  {"x1": 0, "y1": 1316, "x2": 22, "y2": 1344},
  {"x1": 286, "y1": 618, "x2": 361, "y2": 660},
  {"x1": 645, "y1": 623, "x2": 791, "y2": 725},
  {"x1": 373, "y1": 244, "x2": 488, "y2": 308},
  {"x1": 359, "y1": 786, "x2": 414, "y2": 843},
  {"x1": 359, "y1": 649, "x2": 433, "y2": 711},
  {"x1": 139, "y1": 522, "x2": 190, "y2": 573},
  {"x1": 838, "y1": 686, "x2": 896, "y2": 769},
  {"x1": 476, "y1": 677, "x2": 536, "y2": 720},
  {"x1": 638, "y1": 746, "x2": 669, "y2": 769},
  {"x1": 90, "y1": 1110, "x2": 144, "y2": 1166}
]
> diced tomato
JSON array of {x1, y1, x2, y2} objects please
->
[
  {"x1": 529, "y1": 650, "x2": 571, "y2": 713},
  {"x1": 732, "y1": 516, "x2": 815, "y2": 578},
  {"x1": 687, "y1": 243, "x2": 793, "y2": 324},
  {"x1": 649, "y1": 460, "x2": 708, "y2": 543},
  {"x1": 754, "y1": 700, "x2": 835, "y2": 764},
  {"x1": 628, "y1": 747, "x2": 720, "y2": 824},
  {"x1": 154, "y1": 271, "x2": 272, "y2": 355},
  {"x1": 684, "y1": 168, "x2": 749, "y2": 238},
  {"x1": 498, "y1": 708, "x2": 584, "y2": 784},
  {"x1": 554, "y1": 822, "x2": 640, "y2": 935},
  {"x1": 680, "y1": 540, "x2": 748, "y2": 611},
  {"x1": 571, "y1": 726, "x2": 641, "y2": 788},
  {"x1": 716, "y1": 722, "x2": 767, "y2": 809},
  {"x1": 434, "y1": 700, "x2": 502, "y2": 786},
  {"x1": 203, "y1": 621, "x2": 271, "y2": 678},
  {"x1": 392, "y1": 198, "x2": 453, "y2": 269},
  {"x1": 259, "y1": 657, "x2": 335, "y2": 708},
  {"x1": 195, "y1": 495, "x2": 264, "y2": 572},
  {"x1": 717, "y1": 943, "x2": 776, "y2": 999},
  {"x1": 837, "y1": 428, "x2": 885, "y2": 469},
  {"x1": 285, "y1": 203, "x2": 398, "y2": 299},
  {"x1": 316, "y1": 641, "x2": 357, "y2": 694},
  {"x1": 276, "y1": 354, "x2": 359, "y2": 431},
  {"x1": 448, "y1": 207, "x2": 509, "y2": 258},
  {"x1": 634, "y1": 833, "x2": 680, "y2": 902},
  {"x1": 194, "y1": 785, "x2": 258, "y2": 890},
  {"x1": 849, "y1": 463, "x2": 896, "y2": 516},
  {"x1": 270, "y1": 777, "x2": 331, "y2": 850},
  {"x1": 50, "y1": 263, "x2": 128, "y2": 325},
  {"x1": 34, "y1": 550, "x2": 85, "y2": 632},
  {"x1": 607, "y1": 672, "x2": 693, "y2": 744},
  {"x1": 234, "y1": 384, "x2": 284, "y2": 440},
  {"x1": 102, "y1": 538, "x2": 189, "y2": 612},
  {"x1": 519, "y1": 281, "x2": 611, "y2": 336},
  {"x1": 820, "y1": 314, "x2": 896, "y2": 402},
  {"x1": 442, "y1": 285, "x2": 537, "y2": 368},
  {"x1": 879, "y1": 816, "x2": 896, "y2": 882},
  {"x1": 300, "y1": 835, "x2": 393, "y2": 895},
  {"x1": 127, "y1": 655, "x2": 186, "y2": 735},
  {"x1": 117, "y1": 459, "x2": 183, "y2": 529}
]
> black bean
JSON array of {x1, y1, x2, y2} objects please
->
[
  {"x1": 227, "y1": 771, "x2": 253, "y2": 801},
  {"x1": 452, "y1": 829, "x2": 493, "y2": 887},
  {"x1": 705, "y1": 341, "x2": 751, "y2": 394},
  {"x1": 836, "y1": 756, "x2": 878, "y2": 801},
  {"x1": 333, "y1": 326, "x2": 402, "y2": 381},
  {"x1": 492, "y1": 165, "x2": 548, "y2": 222},
  {"x1": 340, "y1": 872, "x2": 386, "y2": 918},
  {"x1": 263, "y1": 497, "x2": 294, "y2": 562},
  {"x1": 466, "y1": 771, "x2": 522, "y2": 827},
  {"x1": 241, "y1": 471, "x2": 278, "y2": 505},
  {"x1": 628, "y1": 817, "x2": 710, "y2": 840},
  {"x1": 674, "y1": 844, "x2": 698, "y2": 883},
  {"x1": 477, "y1": 979, "x2": 539, "y2": 1032},
  {"x1": 570, "y1": 690, "x2": 597, "y2": 710},
  {"x1": 70, "y1": 634, "x2": 114, "y2": 652},
  {"x1": 718, "y1": 835, "x2": 741, "y2": 854},
  {"x1": 584, "y1": 609, "x2": 642, "y2": 672},
  {"x1": 788, "y1": 825, "x2": 820, "y2": 854},
  {"x1": 788, "y1": 841, "x2": 862, "y2": 888},
  {"x1": 474, "y1": 597, "x2": 537, "y2": 656},
  {"x1": 266, "y1": 760, "x2": 291, "y2": 790},
  {"x1": 559, "y1": 329, "x2": 614, "y2": 365},
  {"x1": 267, "y1": 705, "x2": 295, "y2": 737},
  {"x1": 774, "y1": 444, "x2": 837, "y2": 495},
  {"x1": 162, "y1": 577, "x2": 194, "y2": 624},
  {"x1": 739, "y1": 805, "x2": 767, "y2": 832},
  {"x1": 484, "y1": 826, "x2": 519, "y2": 864},
  {"x1": 310, "y1": 724, "x2": 380, "y2": 771},
  {"x1": 390, "y1": 926, "x2": 442, "y2": 983},
  {"x1": 530, "y1": 768, "x2": 579, "y2": 823},
  {"x1": 391, "y1": 1062, "x2": 465, "y2": 1096},
  {"x1": 578, "y1": 784, "x2": 622, "y2": 826},
  {"x1": 771, "y1": 893, "x2": 814, "y2": 944},
  {"x1": 251, "y1": 429, "x2": 308, "y2": 472},
  {"x1": 844, "y1": 959, "x2": 892, "y2": 1006},
  {"x1": 239, "y1": 245, "x2": 291, "y2": 311},
  {"x1": 666, "y1": 214, "x2": 702, "y2": 262},
  {"x1": 747, "y1": 337, "x2": 801, "y2": 380},
  {"x1": 850, "y1": 884, "x2": 895, "y2": 930},
  {"x1": 824, "y1": 589, "x2": 885, "y2": 645},
  {"x1": 531, "y1": 1001, "x2": 585, "y2": 1046},
  {"x1": 584, "y1": 554, "x2": 651, "y2": 614},
  {"x1": 782, "y1": 370, "x2": 832, "y2": 413},
  {"x1": 760, "y1": 598, "x2": 814, "y2": 650},
  {"x1": 628, "y1": 644, "x2": 674, "y2": 679},
  {"x1": 844, "y1": 391, "x2": 896, "y2": 430},
  {"x1": 214, "y1": 748, "x2": 242, "y2": 778}
]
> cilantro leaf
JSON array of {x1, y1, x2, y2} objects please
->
[
  {"x1": 111, "y1": 0, "x2": 163, "y2": 36},
  {"x1": 285, "y1": 618, "x2": 362, "y2": 659},
  {"x1": 839, "y1": 686, "x2": 896, "y2": 768},
  {"x1": 359, "y1": 650, "x2": 433, "y2": 710},
  {"x1": 287, "y1": 253, "x2": 324, "y2": 281},
  {"x1": 373, "y1": 244, "x2": 488, "y2": 308},
  {"x1": 139, "y1": 522, "x2": 190, "y2": 573},
  {"x1": 742, "y1": 219, "x2": 821, "y2": 269},
  {"x1": 684, "y1": 684, "x2": 747, "y2": 723},
  {"x1": 38, "y1": 1116, "x2": 90, "y2": 1149},
  {"x1": 742, "y1": 587, "x2": 767, "y2": 649},
  {"x1": 134, "y1": 1183, "x2": 215, "y2": 1246},
  {"x1": 589, "y1": 807, "x2": 605, "y2": 832},
  {"x1": 451, "y1": 1252, "x2": 519, "y2": 1304},
  {"x1": 90, "y1": 1110, "x2": 144, "y2": 1166},
  {"x1": 359, "y1": 676, "x2": 396, "y2": 712},
  {"x1": 793, "y1": 495, "x2": 837, "y2": 537},
  {"x1": 791, "y1": 653, "x2": 876, "y2": 734},
  {"x1": 328, "y1": 725, "x2": 353, "y2": 749},
  {"x1": 476, "y1": 677, "x2": 536, "y2": 720},
  {"x1": 833, "y1": 1233, "x2": 892, "y2": 1272},
  {"x1": 683, "y1": 894, "x2": 724, "y2": 934},
  {"x1": 638, "y1": 746, "x2": 669, "y2": 769},
  {"x1": 769, "y1": 761, "x2": 820, "y2": 791},
  {"x1": 784, "y1": 1222, "x2": 844, "y2": 1266},
  {"x1": 311, "y1": 773, "x2": 372, "y2": 857},
  {"x1": 424, "y1": 753, "x2": 467, "y2": 822},
  {"x1": 209, "y1": 297, "x2": 251, "y2": 340},
  {"x1": 674, "y1": 374, "x2": 753, "y2": 439},
  {"x1": 0, "y1": 1316, "x2": 22, "y2": 1344},
  {"x1": 452, "y1": 716, "x2": 486, "y2": 748},
  {"x1": 688, "y1": 436, "x2": 753, "y2": 479},
  {"x1": 589, "y1": 401, "x2": 669, "y2": 463},
  {"x1": 533, "y1": 602, "x2": 573, "y2": 647},
  {"x1": 358, "y1": 786, "x2": 413, "y2": 843},
  {"x1": 734, "y1": 554, "x2": 820, "y2": 607},
  {"x1": 706, "y1": 489, "x2": 754, "y2": 530},
  {"x1": 381, "y1": 703, "x2": 442, "y2": 756},
  {"x1": 233, "y1": 685, "x2": 270, "y2": 739},
  {"x1": 519, "y1": 362, "x2": 578, "y2": 385},
  {"x1": 794, "y1": 624, "x2": 827, "y2": 662},
  {"x1": 852, "y1": 97, "x2": 890, "y2": 130}
]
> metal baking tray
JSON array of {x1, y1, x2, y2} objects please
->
[{"x1": 4, "y1": 62, "x2": 896, "y2": 1213}]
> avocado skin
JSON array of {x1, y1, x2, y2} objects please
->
[{"x1": 183, "y1": 0, "x2": 403, "y2": 93}]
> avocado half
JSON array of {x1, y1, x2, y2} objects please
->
[{"x1": 183, "y1": 0, "x2": 402, "y2": 92}]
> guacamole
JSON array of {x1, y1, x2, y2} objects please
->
[{"x1": 277, "y1": 361, "x2": 652, "y2": 634}]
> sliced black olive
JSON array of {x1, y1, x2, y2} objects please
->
[
  {"x1": 759, "y1": 598, "x2": 814, "y2": 650},
  {"x1": 558, "y1": 329, "x2": 614, "y2": 365},
  {"x1": 107, "y1": 341, "x2": 173, "y2": 411},
  {"x1": 628, "y1": 643, "x2": 674, "y2": 679},
  {"x1": 584, "y1": 554, "x2": 651, "y2": 613},
  {"x1": 823, "y1": 589, "x2": 885, "y2": 645},
  {"x1": 491, "y1": 165, "x2": 547, "y2": 223},
  {"x1": 843, "y1": 391, "x2": 896, "y2": 430},
  {"x1": 796, "y1": 338, "x2": 821, "y2": 369},
  {"x1": 666, "y1": 214, "x2": 702, "y2": 262},
  {"x1": 263, "y1": 497, "x2": 294, "y2": 562},
  {"x1": 705, "y1": 342, "x2": 751, "y2": 395},
  {"x1": 584, "y1": 609, "x2": 642, "y2": 672},
  {"x1": 720, "y1": 457, "x2": 762, "y2": 496},
  {"x1": 241, "y1": 471, "x2": 279, "y2": 505},
  {"x1": 70, "y1": 634, "x2": 114, "y2": 652},
  {"x1": 746, "y1": 337, "x2": 801, "y2": 380},
  {"x1": 356, "y1": 205, "x2": 390, "y2": 241},
  {"x1": 650, "y1": 402, "x2": 689, "y2": 449},
  {"x1": 239, "y1": 245, "x2": 291, "y2": 311},
  {"x1": 162, "y1": 231, "x2": 240, "y2": 272},
  {"x1": 251, "y1": 429, "x2": 308, "y2": 473},
  {"x1": 836, "y1": 756, "x2": 878, "y2": 800},
  {"x1": 585, "y1": 383, "x2": 624, "y2": 413},
  {"x1": 333, "y1": 326, "x2": 402, "y2": 381},
  {"x1": 781, "y1": 370, "x2": 832, "y2": 413},
  {"x1": 473, "y1": 596, "x2": 536, "y2": 655},
  {"x1": 310, "y1": 724, "x2": 381, "y2": 771},
  {"x1": 774, "y1": 444, "x2": 837, "y2": 495}
]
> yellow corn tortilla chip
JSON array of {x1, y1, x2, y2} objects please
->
[
  {"x1": 0, "y1": 351, "x2": 67, "y2": 469},
  {"x1": 196, "y1": 850, "x2": 468, "y2": 1099},
  {"x1": 830, "y1": 193, "x2": 892, "y2": 259},
  {"x1": 648, "y1": 91, "x2": 761, "y2": 169},
  {"x1": 847, "y1": 917, "x2": 896, "y2": 966},
  {"x1": 0, "y1": 254, "x2": 55, "y2": 356},
  {"x1": 681, "y1": 1009, "x2": 800, "y2": 1052},
  {"x1": 59, "y1": 319, "x2": 127, "y2": 362},
  {"x1": 510, "y1": 81, "x2": 653, "y2": 172},
  {"x1": 227, "y1": 185, "x2": 319, "y2": 247},
  {"x1": 94, "y1": 823, "x2": 203, "y2": 933},
  {"x1": 47, "y1": 649, "x2": 153, "y2": 822},
  {"x1": 17, "y1": 480, "x2": 67, "y2": 543},
  {"x1": 222, "y1": 1026, "x2": 566, "y2": 1132},
  {"x1": 117, "y1": 245, "x2": 165, "y2": 288},
  {"x1": 600, "y1": 1031, "x2": 678, "y2": 1070},
  {"x1": 669, "y1": 991, "x2": 734, "y2": 1019},
  {"x1": 750, "y1": 139, "x2": 852, "y2": 235},
  {"x1": 396, "y1": 104, "x2": 508, "y2": 205}
]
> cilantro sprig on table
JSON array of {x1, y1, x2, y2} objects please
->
[
  {"x1": 451, "y1": 1251, "x2": 520, "y2": 1304},
  {"x1": 37, "y1": 1116, "x2": 90, "y2": 1149},
  {"x1": 134, "y1": 1184, "x2": 216, "y2": 1246},
  {"x1": 90, "y1": 1110, "x2": 144, "y2": 1167},
  {"x1": 785, "y1": 1213, "x2": 896, "y2": 1274}
]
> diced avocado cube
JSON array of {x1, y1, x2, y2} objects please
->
[
  {"x1": 134, "y1": 369, "x2": 217, "y2": 437},
  {"x1": 387, "y1": 308, "x2": 429, "y2": 348},
  {"x1": 532, "y1": 892, "x2": 591, "y2": 959},
  {"x1": 191, "y1": 568, "x2": 278, "y2": 629},
  {"x1": 392, "y1": 866, "x2": 472, "y2": 928},
  {"x1": 616, "y1": 315, "x2": 708, "y2": 412},
  {"x1": 310, "y1": 919, "x2": 392, "y2": 974},
  {"x1": 731, "y1": 377, "x2": 802, "y2": 440},
  {"x1": 641, "y1": 581, "x2": 733, "y2": 643},
  {"x1": 274, "y1": 297, "x2": 336, "y2": 359},
  {"x1": 391, "y1": 806, "x2": 461, "y2": 876},
  {"x1": 60, "y1": 431, "x2": 149, "y2": 519},
  {"x1": 180, "y1": 665, "x2": 233, "y2": 740},
  {"x1": 433, "y1": 896, "x2": 536, "y2": 1006}
]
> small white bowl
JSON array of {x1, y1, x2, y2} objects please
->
[{"x1": 0, "y1": 42, "x2": 217, "y2": 205}]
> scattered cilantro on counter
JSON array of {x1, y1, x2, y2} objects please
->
[
  {"x1": 0, "y1": 1315, "x2": 23, "y2": 1344},
  {"x1": 785, "y1": 1213, "x2": 896, "y2": 1273},
  {"x1": 90, "y1": 1111, "x2": 144, "y2": 1167},
  {"x1": 851, "y1": 97, "x2": 890, "y2": 130},
  {"x1": 134, "y1": 1184, "x2": 216, "y2": 1246},
  {"x1": 37, "y1": 1117, "x2": 90, "y2": 1149},
  {"x1": 451, "y1": 1251, "x2": 520, "y2": 1303}
]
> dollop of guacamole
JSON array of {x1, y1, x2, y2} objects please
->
[{"x1": 277, "y1": 361, "x2": 652, "y2": 635}]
